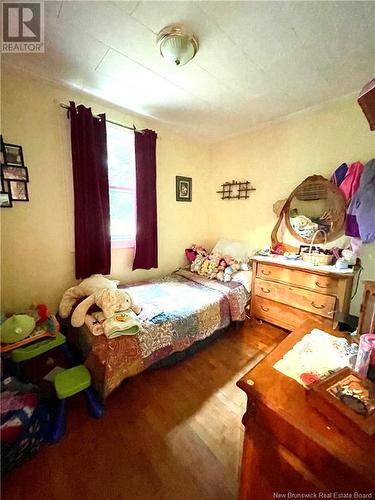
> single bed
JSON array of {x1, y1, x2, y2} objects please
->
[{"x1": 78, "y1": 269, "x2": 250, "y2": 398}]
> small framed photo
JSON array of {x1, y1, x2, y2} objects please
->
[
  {"x1": 8, "y1": 180, "x2": 29, "y2": 201},
  {"x1": 3, "y1": 143, "x2": 24, "y2": 167},
  {"x1": 176, "y1": 176, "x2": 192, "y2": 202},
  {"x1": 1, "y1": 164, "x2": 29, "y2": 182},
  {"x1": 0, "y1": 192, "x2": 12, "y2": 208}
]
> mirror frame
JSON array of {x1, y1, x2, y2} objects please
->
[{"x1": 272, "y1": 175, "x2": 347, "y2": 246}]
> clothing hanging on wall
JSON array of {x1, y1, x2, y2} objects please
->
[
  {"x1": 346, "y1": 159, "x2": 375, "y2": 244},
  {"x1": 339, "y1": 161, "x2": 364, "y2": 201},
  {"x1": 330, "y1": 163, "x2": 348, "y2": 186}
]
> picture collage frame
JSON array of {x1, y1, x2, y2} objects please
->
[{"x1": 0, "y1": 135, "x2": 30, "y2": 207}]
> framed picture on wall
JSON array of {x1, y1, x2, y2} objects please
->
[
  {"x1": 0, "y1": 135, "x2": 4, "y2": 165},
  {"x1": 176, "y1": 176, "x2": 192, "y2": 202},
  {"x1": 3, "y1": 143, "x2": 24, "y2": 167},
  {"x1": 1, "y1": 164, "x2": 29, "y2": 182},
  {"x1": 8, "y1": 180, "x2": 29, "y2": 201},
  {"x1": 0, "y1": 191, "x2": 12, "y2": 207}
]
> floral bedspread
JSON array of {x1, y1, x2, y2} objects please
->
[{"x1": 80, "y1": 270, "x2": 249, "y2": 398}]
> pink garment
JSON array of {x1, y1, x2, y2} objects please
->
[{"x1": 339, "y1": 161, "x2": 364, "y2": 201}]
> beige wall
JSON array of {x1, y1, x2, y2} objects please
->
[
  {"x1": 1, "y1": 67, "x2": 211, "y2": 313},
  {"x1": 208, "y1": 96, "x2": 375, "y2": 314},
  {"x1": 1, "y1": 67, "x2": 374, "y2": 317}
]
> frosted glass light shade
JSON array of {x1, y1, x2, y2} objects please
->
[{"x1": 157, "y1": 25, "x2": 198, "y2": 66}]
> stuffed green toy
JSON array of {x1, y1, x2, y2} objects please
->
[{"x1": 0, "y1": 314, "x2": 36, "y2": 344}]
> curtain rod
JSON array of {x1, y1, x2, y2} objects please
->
[{"x1": 59, "y1": 102, "x2": 142, "y2": 133}]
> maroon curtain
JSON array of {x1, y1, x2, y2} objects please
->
[
  {"x1": 133, "y1": 129, "x2": 158, "y2": 270},
  {"x1": 69, "y1": 101, "x2": 110, "y2": 279}
]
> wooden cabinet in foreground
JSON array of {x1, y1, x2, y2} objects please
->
[{"x1": 237, "y1": 321, "x2": 375, "y2": 500}]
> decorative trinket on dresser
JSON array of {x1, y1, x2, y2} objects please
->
[{"x1": 307, "y1": 367, "x2": 375, "y2": 438}]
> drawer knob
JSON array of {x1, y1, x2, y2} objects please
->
[
  {"x1": 261, "y1": 287, "x2": 271, "y2": 294},
  {"x1": 261, "y1": 269, "x2": 271, "y2": 276},
  {"x1": 311, "y1": 301, "x2": 325, "y2": 309},
  {"x1": 315, "y1": 281, "x2": 328, "y2": 288},
  {"x1": 260, "y1": 305, "x2": 269, "y2": 312}
]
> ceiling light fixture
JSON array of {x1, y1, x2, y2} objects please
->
[{"x1": 157, "y1": 24, "x2": 199, "y2": 67}]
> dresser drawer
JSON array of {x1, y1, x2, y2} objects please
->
[
  {"x1": 254, "y1": 279, "x2": 336, "y2": 319},
  {"x1": 252, "y1": 296, "x2": 332, "y2": 330},
  {"x1": 256, "y1": 263, "x2": 338, "y2": 295}
]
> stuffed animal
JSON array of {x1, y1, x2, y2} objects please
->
[
  {"x1": 59, "y1": 274, "x2": 141, "y2": 328},
  {"x1": 204, "y1": 259, "x2": 219, "y2": 279},
  {"x1": 190, "y1": 254, "x2": 206, "y2": 273},
  {"x1": 198, "y1": 258, "x2": 211, "y2": 277},
  {"x1": 222, "y1": 259, "x2": 241, "y2": 282},
  {"x1": 191, "y1": 244, "x2": 207, "y2": 257},
  {"x1": 216, "y1": 258, "x2": 227, "y2": 282}
]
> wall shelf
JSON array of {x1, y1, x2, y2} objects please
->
[{"x1": 216, "y1": 180, "x2": 256, "y2": 200}]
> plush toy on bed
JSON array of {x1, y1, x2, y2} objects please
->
[
  {"x1": 218, "y1": 258, "x2": 242, "y2": 282},
  {"x1": 59, "y1": 274, "x2": 142, "y2": 328},
  {"x1": 190, "y1": 254, "x2": 206, "y2": 273},
  {"x1": 216, "y1": 258, "x2": 228, "y2": 282}
]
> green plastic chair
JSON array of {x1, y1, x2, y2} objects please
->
[
  {"x1": 54, "y1": 365, "x2": 91, "y2": 399},
  {"x1": 51, "y1": 365, "x2": 105, "y2": 443}
]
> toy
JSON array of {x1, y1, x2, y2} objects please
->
[
  {"x1": 198, "y1": 258, "x2": 211, "y2": 277},
  {"x1": 185, "y1": 248, "x2": 196, "y2": 263},
  {"x1": 222, "y1": 259, "x2": 241, "y2": 282},
  {"x1": 36, "y1": 304, "x2": 48, "y2": 325},
  {"x1": 196, "y1": 252, "x2": 221, "y2": 279},
  {"x1": 0, "y1": 315, "x2": 36, "y2": 344},
  {"x1": 59, "y1": 274, "x2": 141, "y2": 328},
  {"x1": 216, "y1": 258, "x2": 227, "y2": 281},
  {"x1": 191, "y1": 244, "x2": 207, "y2": 257},
  {"x1": 190, "y1": 254, "x2": 206, "y2": 273},
  {"x1": 205, "y1": 259, "x2": 219, "y2": 280}
]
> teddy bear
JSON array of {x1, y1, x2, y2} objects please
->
[
  {"x1": 59, "y1": 274, "x2": 141, "y2": 328},
  {"x1": 222, "y1": 259, "x2": 241, "y2": 282},
  {"x1": 206, "y1": 252, "x2": 221, "y2": 279},
  {"x1": 190, "y1": 253, "x2": 206, "y2": 274},
  {"x1": 205, "y1": 259, "x2": 219, "y2": 279},
  {"x1": 198, "y1": 257, "x2": 211, "y2": 277}
]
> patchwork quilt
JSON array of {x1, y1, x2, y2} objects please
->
[{"x1": 80, "y1": 270, "x2": 249, "y2": 398}]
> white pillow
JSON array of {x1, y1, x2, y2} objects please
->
[
  {"x1": 211, "y1": 239, "x2": 255, "y2": 262},
  {"x1": 231, "y1": 270, "x2": 252, "y2": 293}
]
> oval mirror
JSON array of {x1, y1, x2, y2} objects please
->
[{"x1": 278, "y1": 175, "x2": 347, "y2": 245}]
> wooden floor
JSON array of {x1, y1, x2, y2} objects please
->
[{"x1": 2, "y1": 320, "x2": 286, "y2": 500}]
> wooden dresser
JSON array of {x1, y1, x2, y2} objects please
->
[
  {"x1": 250, "y1": 256, "x2": 355, "y2": 330},
  {"x1": 237, "y1": 321, "x2": 375, "y2": 499}
]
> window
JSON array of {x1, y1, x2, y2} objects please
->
[{"x1": 106, "y1": 122, "x2": 136, "y2": 248}]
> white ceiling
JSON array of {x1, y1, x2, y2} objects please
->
[{"x1": 3, "y1": 1, "x2": 375, "y2": 141}]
